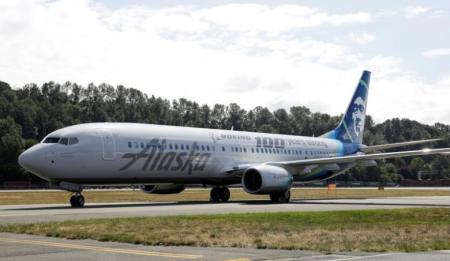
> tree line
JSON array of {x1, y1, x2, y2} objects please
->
[{"x1": 0, "y1": 80, "x2": 449, "y2": 185}]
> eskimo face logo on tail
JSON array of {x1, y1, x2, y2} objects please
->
[
  {"x1": 120, "y1": 138, "x2": 211, "y2": 174},
  {"x1": 351, "y1": 96, "x2": 366, "y2": 138}
]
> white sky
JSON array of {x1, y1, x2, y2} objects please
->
[{"x1": 1, "y1": 0, "x2": 449, "y2": 124}]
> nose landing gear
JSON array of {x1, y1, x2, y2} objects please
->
[
  {"x1": 70, "y1": 194, "x2": 85, "y2": 208},
  {"x1": 210, "y1": 187, "x2": 230, "y2": 202}
]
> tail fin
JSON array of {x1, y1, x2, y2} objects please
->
[{"x1": 321, "y1": 70, "x2": 371, "y2": 144}]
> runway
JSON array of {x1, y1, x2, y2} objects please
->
[
  {"x1": 1, "y1": 196, "x2": 450, "y2": 260},
  {"x1": 1, "y1": 196, "x2": 450, "y2": 225},
  {"x1": 1, "y1": 233, "x2": 450, "y2": 261}
]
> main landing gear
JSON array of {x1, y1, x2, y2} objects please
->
[
  {"x1": 270, "y1": 190, "x2": 291, "y2": 203},
  {"x1": 70, "y1": 193, "x2": 85, "y2": 208},
  {"x1": 210, "y1": 187, "x2": 230, "y2": 202}
]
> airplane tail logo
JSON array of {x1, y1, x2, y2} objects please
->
[{"x1": 321, "y1": 70, "x2": 370, "y2": 144}]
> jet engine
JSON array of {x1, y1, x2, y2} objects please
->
[
  {"x1": 140, "y1": 184, "x2": 186, "y2": 194},
  {"x1": 242, "y1": 165, "x2": 293, "y2": 194}
]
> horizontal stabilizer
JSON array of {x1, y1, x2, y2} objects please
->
[{"x1": 360, "y1": 139, "x2": 442, "y2": 153}]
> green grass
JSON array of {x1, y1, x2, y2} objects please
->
[
  {"x1": 2, "y1": 188, "x2": 450, "y2": 205},
  {"x1": 2, "y1": 208, "x2": 450, "y2": 252}
]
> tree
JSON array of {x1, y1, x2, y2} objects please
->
[
  {"x1": 0, "y1": 117, "x2": 24, "y2": 164},
  {"x1": 410, "y1": 157, "x2": 425, "y2": 178},
  {"x1": 0, "y1": 79, "x2": 449, "y2": 184}
]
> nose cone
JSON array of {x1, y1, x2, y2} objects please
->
[{"x1": 18, "y1": 149, "x2": 35, "y2": 172}]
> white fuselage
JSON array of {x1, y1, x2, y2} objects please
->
[{"x1": 19, "y1": 123, "x2": 343, "y2": 185}]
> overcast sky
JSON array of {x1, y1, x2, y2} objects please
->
[{"x1": 1, "y1": 0, "x2": 449, "y2": 124}]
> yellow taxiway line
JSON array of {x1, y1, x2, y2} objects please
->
[{"x1": 0, "y1": 237, "x2": 202, "y2": 259}]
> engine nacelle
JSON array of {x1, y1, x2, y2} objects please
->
[
  {"x1": 140, "y1": 184, "x2": 186, "y2": 194},
  {"x1": 242, "y1": 165, "x2": 293, "y2": 194}
]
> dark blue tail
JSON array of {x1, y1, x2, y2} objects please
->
[{"x1": 321, "y1": 70, "x2": 371, "y2": 144}]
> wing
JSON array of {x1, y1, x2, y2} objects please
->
[
  {"x1": 360, "y1": 139, "x2": 441, "y2": 153},
  {"x1": 280, "y1": 148, "x2": 450, "y2": 168},
  {"x1": 225, "y1": 148, "x2": 450, "y2": 175}
]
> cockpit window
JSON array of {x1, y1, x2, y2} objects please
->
[
  {"x1": 59, "y1": 137, "x2": 69, "y2": 145},
  {"x1": 68, "y1": 137, "x2": 79, "y2": 145},
  {"x1": 43, "y1": 137, "x2": 61, "y2": 143},
  {"x1": 43, "y1": 136, "x2": 79, "y2": 145}
]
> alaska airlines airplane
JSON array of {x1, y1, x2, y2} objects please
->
[{"x1": 18, "y1": 71, "x2": 450, "y2": 207}]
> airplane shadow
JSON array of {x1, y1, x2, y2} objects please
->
[{"x1": 6, "y1": 198, "x2": 450, "y2": 211}]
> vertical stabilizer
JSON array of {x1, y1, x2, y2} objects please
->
[{"x1": 321, "y1": 70, "x2": 371, "y2": 144}]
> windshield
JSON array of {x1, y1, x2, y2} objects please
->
[{"x1": 43, "y1": 137, "x2": 61, "y2": 143}]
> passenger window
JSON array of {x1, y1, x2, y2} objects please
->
[
  {"x1": 251, "y1": 148, "x2": 254, "y2": 153},
  {"x1": 59, "y1": 137, "x2": 68, "y2": 145},
  {"x1": 186, "y1": 145, "x2": 190, "y2": 150},
  {"x1": 196, "y1": 145, "x2": 200, "y2": 150},
  {"x1": 169, "y1": 144, "x2": 173, "y2": 150},
  {"x1": 201, "y1": 145, "x2": 205, "y2": 151},
  {"x1": 128, "y1": 141, "x2": 132, "y2": 148},
  {"x1": 141, "y1": 142, "x2": 144, "y2": 149},
  {"x1": 256, "y1": 148, "x2": 259, "y2": 153},
  {"x1": 175, "y1": 144, "x2": 178, "y2": 150},
  {"x1": 244, "y1": 148, "x2": 247, "y2": 153},
  {"x1": 222, "y1": 146, "x2": 225, "y2": 152},
  {"x1": 181, "y1": 144, "x2": 184, "y2": 150},
  {"x1": 206, "y1": 145, "x2": 210, "y2": 151}
]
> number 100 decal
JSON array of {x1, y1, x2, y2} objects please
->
[{"x1": 255, "y1": 137, "x2": 285, "y2": 148}]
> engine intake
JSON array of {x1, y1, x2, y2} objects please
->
[
  {"x1": 242, "y1": 165, "x2": 293, "y2": 194},
  {"x1": 141, "y1": 184, "x2": 186, "y2": 194}
]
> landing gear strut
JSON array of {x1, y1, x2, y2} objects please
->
[
  {"x1": 270, "y1": 190, "x2": 291, "y2": 203},
  {"x1": 70, "y1": 194, "x2": 85, "y2": 208},
  {"x1": 210, "y1": 187, "x2": 230, "y2": 202}
]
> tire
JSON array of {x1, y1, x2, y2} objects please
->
[
  {"x1": 70, "y1": 195, "x2": 77, "y2": 207},
  {"x1": 70, "y1": 195, "x2": 85, "y2": 208},
  {"x1": 210, "y1": 188, "x2": 220, "y2": 202},
  {"x1": 77, "y1": 195, "x2": 85, "y2": 208},
  {"x1": 270, "y1": 190, "x2": 291, "y2": 203},
  {"x1": 219, "y1": 188, "x2": 230, "y2": 202}
]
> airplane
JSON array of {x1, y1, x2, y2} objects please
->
[{"x1": 18, "y1": 71, "x2": 450, "y2": 207}]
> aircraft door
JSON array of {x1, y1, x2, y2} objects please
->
[{"x1": 100, "y1": 131, "x2": 116, "y2": 160}]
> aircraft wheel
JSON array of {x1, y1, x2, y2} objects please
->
[
  {"x1": 218, "y1": 187, "x2": 230, "y2": 202},
  {"x1": 210, "y1": 188, "x2": 221, "y2": 202},
  {"x1": 270, "y1": 190, "x2": 291, "y2": 203},
  {"x1": 70, "y1": 194, "x2": 85, "y2": 208}
]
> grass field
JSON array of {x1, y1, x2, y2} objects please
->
[
  {"x1": 1, "y1": 208, "x2": 450, "y2": 252},
  {"x1": 2, "y1": 188, "x2": 450, "y2": 205}
]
